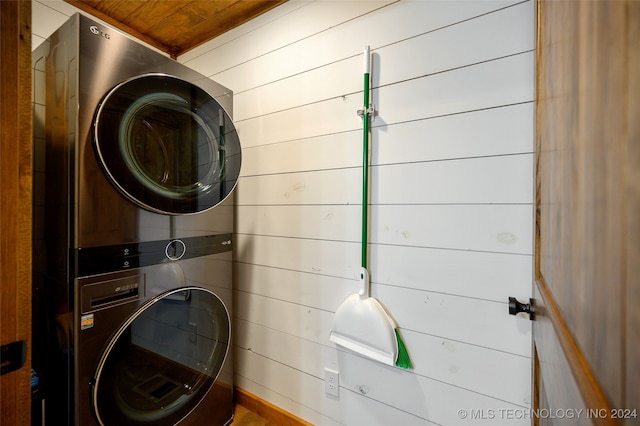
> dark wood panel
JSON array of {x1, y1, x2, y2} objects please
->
[
  {"x1": 0, "y1": 1, "x2": 32, "y2": 425},
  {"x1": 536, "y1": 0, "x2": 633, "y2": 410}
]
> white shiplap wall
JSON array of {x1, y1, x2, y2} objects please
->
[
  {"x1": 33, "y1": 0, "x2": 535, "y2": 424},
  {"x1": 181, "y1": 0, "x2": 536, "y2": 424}
]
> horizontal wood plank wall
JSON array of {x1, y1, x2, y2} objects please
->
[
  {"x1": 180, "y1": 1, "x2": 536, "y2": 424},
  {"x1": 30, "y1": 1, "x2": 535, "y2": 424}
]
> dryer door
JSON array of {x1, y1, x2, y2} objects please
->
[
  {"x1": 94, "y1": 74, "x2": 241, "y2": 215},
  {"x1": 91, "y1": 287, "x2": 230, "y2": 426}
]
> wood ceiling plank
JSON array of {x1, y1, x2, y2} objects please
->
[
  {"x1": 145, "y1": 8, "x2": 208, "y2": 53},
  {"x1": 187, "y1": 0, "x2": 237, "y2": 20},
  {"x1": 65, "y1": 0, "x2": 175, "y2": 56},
  {"x1": 119, "y1": 0, "x2": 193, "y2": 33},
  {"x1": 65, "y1": 0, "x2": 288, "y2": 58},
  {"x1": 91, "y1": 0, "x2": 145, "y2": 23},
  {"x1": 175, "y1": 0, "x2": 288, "y2": 54}
]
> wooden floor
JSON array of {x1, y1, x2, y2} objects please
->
[
  {"x1": 231, "y1": 387, "x2": 311, "y2": 426},
  {"x1": 231, "y1": 404, "x2": 276, "y2": 426}
]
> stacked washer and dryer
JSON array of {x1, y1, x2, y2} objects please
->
[{"x1": 32, "y1": 14, "x2": 241, "y2": 426}]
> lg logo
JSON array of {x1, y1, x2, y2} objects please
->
[{"x1": 89, "y1": 25, "x2": 110, "y2": 39}]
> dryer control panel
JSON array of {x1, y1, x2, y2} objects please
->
[{"x1": 71, "y1": 233, "x2": 232, "y2": 277}]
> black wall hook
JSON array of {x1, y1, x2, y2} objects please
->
[{"x1": 508, "y1": 297, "x2": 535, "y2": 321}]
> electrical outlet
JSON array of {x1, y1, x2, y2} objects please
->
[{"x1": 324, "y1": 368, "x2": 339, "y2": 398}]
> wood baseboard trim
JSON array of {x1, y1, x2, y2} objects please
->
[{"x1": 234, "y1": 387, "x2": 313, "y2": 426}]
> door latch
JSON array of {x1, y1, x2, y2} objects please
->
[
  {"x1": 1, "y1": 340, "x2": 27, "y2": 375},
  {"x1": 508, "y1": 297, "x2": 535, "y2": 321}
]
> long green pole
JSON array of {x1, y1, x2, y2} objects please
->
[
  {"x1": 359, "y1": 46, "x2": 412, "y2": 370},
  {"x1": 361, "y1": 46, "x2": 370, "y2": 269}
]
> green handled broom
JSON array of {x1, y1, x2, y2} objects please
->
[{"x1": 329, "y1": 46, "x2": 411, "y2": 369}]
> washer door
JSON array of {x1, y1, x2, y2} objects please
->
[
  {"x1": 92, "y1": 287, "x2": 230, "y2": 426},
  {"x1": 94, "y1": 74, "x2": 241, "y2": 215}
]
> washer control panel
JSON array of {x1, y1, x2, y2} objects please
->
[{"x1": 72, "y1": 233, "x2": 232, "y2": 277}]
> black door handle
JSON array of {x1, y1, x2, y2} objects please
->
[{"x1": 508, "y1": 297, "x2": 535, "y2": 321}]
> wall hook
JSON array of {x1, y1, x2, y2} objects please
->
[{"x1": 508, "y1": 297, "x2": 535, "y2": 321}]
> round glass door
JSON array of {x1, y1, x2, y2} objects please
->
[
  {"x1": 92, "y1": 287, "x2": 230, "y2": 425},
  {"x1": 94, "y1": 74, "x2": 241, "y2": 215}
]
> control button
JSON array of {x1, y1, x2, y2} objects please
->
[{"x1": 165, "y1": 239, "x2": 186, "y2": 260}]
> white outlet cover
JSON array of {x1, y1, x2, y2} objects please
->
[{"x1": 324, "y1": 368, "x2": 339, "y2": 398}]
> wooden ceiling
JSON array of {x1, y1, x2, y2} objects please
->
[{"x1": 65, "y1": 0, "x2": 288, "y2": 59}]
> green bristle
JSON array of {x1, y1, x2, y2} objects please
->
[{"x1": 394, "y1": 329, "x2": 412, "y2": 369}]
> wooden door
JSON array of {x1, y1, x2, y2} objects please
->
[
  {"x1": 0, "y1": 1, "x2": 32, "y2": 425},
  {"x1": 534, "y1": 0, "x2": 639, "y2": 425}
]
